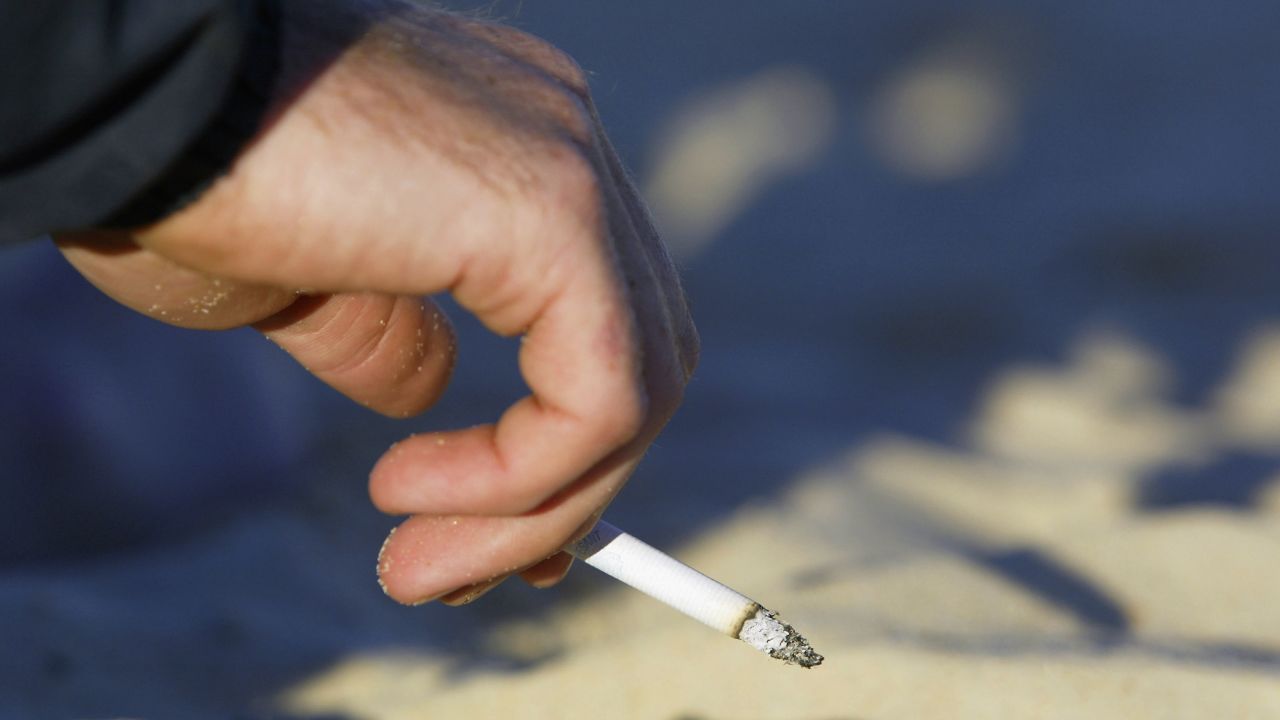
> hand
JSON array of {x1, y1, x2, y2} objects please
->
[{"x1": 55, "y1": 0, "x2": 697, "y2": 605}]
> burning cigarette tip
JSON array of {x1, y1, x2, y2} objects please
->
[{"x1": 739, "y1": 607, "x2": 824, "y2": 668}]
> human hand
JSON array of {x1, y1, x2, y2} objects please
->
[{"x1": 55, "y1": 0, "x2": 697, "y2": 605}]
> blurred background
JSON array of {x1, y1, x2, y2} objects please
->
[{"x1": 3, "y1": 1, "x2": 1280, "y2": 717}]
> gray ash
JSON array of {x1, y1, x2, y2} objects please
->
[{"x1": 738, "y1": 607, "x2": 824, "y2": 668}]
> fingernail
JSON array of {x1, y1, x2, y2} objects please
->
[
  {"x1": 375, "y1": 526, "x2": 398, "y2": 597},
  {"x1": 409, "y1": 590, "x2": 450, "y2": 607},
  {"x1": 438, "y1": 576, "x2": 506, "y2": 606}
]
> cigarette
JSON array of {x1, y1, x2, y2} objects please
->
[{"x1": 566, "y1": 520, "x2": 823, "y2": 668}]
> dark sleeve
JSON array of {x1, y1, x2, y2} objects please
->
[{"x1": 0, "y1": 0, "x2": 279, "y2": 245}]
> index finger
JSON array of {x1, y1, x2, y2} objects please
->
[{"x1": 371, "y1": 163, "x2": 648, "y2": 517}]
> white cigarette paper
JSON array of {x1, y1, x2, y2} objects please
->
[{"x1": 566, "y1": 520, "x2": 823, "y2": 668}]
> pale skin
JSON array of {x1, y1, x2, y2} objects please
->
[{"x1": 54, "y1": 0, "x2": 697, "y2": 606}]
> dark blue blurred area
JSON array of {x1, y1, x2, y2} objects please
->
[
  {"x1": 3, "y1": 1, "x2": 1280, "y2": 715},
  {"x1": 0, "y1": 241, "x2": 316, "y2": 562}
]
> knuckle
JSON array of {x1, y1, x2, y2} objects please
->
[
  {"x1": 456, "y1": 250, "x2": 524, "y2": 332},
  {"x1": 551, "y1": 145, "x2": 602, "y2": 206},
  {"x1": 489, "y1": 25, "x2": 591, "y2": 98},
  {"x1": 589, "y1": 382, "x2": 648, "y2": 448},
  {"x1": 528, "y1": 40, "x2": 591, "y2": 98},
  {"x1": 530, "y1": 144, "x2": 604, "y2": 232},
  {"x1": 543, "y1": 88, "x2": 595, "y2": 147}
]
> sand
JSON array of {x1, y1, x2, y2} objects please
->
[{"x1": 278, "y1": 475, "x2": 1280, "y2": 719}]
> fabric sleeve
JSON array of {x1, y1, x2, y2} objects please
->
[{"x1": 0, "y1": 0, "x2": 279, "y2": 245}]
